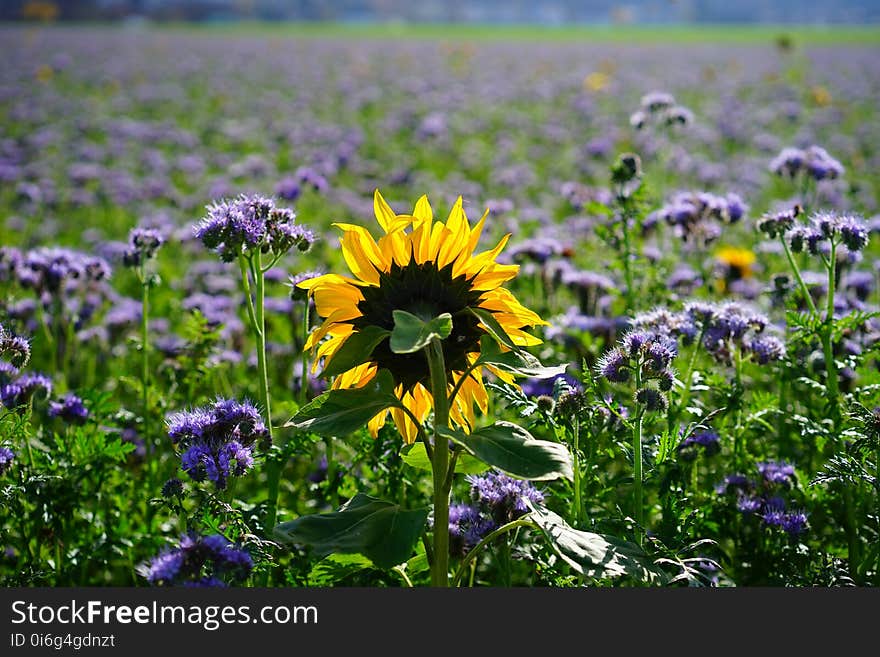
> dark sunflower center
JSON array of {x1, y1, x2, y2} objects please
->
[{"x1": 351, "y1": 259, "x2": 486, "y2": 391}]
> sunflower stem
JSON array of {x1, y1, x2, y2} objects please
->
[{"x1": 426, "y1": 338, "x2": 451, "y2": 587}]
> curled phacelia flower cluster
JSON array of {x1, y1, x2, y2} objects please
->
[
  {"x1": 166, "y1": 398, "x2": 267, "y2": 490},
  {"x1": 0, "y1": 325, "x2": 30, "y2": 381},
  {"x1": 195, "y1": 194, "x2": 315, "y2": 262},
  {"x1": 161, "y1": 477, "x2": 185, "y2": 499},
  {"x1": 14, "y1": 247, "x2": 110, "y2": 295},
  {"x1": 769, "y1": 145, "x2": 844, "y2": 181},
  {"x1": 785, "y1": 211, "x2": 870, "y2": 256},
  {"x1": 48, "y1": 393, "x2": 89, "y2": 425},
  {"x1": 715, "y1": 461, "x2": 807, "y2": 537},
  {"x1": 632, "y1": 302, "x2": 785, "y2": 367},
  {"x1": 0, "y1": 447, "x2": 14, "y2": 476},
  {"x1": 649, "y1": 191, "x2": 746, "y2": 247},
  {"x1": 444, "y1": 471, "x2": 545, "y2": 557},
  {"x1": 630, "y1": 91, "x2": 694, "y2": 130},
  {"x1": 756, "y1": 205, "x2": 801, "y2": 239},
  {"x1": 677, "y1": 429, "x2": 721, "y2": 462},
  {"x1": 123, "y1": 227, "x2": 164, "y2": 267},
  {"x1": 598, "y1": 329, "x2": 678, "y2": 412},
  {"x1": 144, "y1": 533, "x2": 253, "y2": 587},
  {"x1": 1, "y1": 372, "x2": 53, "y2": 409}
]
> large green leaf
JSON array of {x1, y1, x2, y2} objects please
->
[
  {"x1": 389, "y1": 310, "x2": 452, "y2": 354},
  {"x1": 439, "y1": 422, "x2": 573, "y2": 481},
  {"x1": 475, "y1": 335, "x2": 568, "y2": 379},
  {"x1": 320, "y1": 326, "x2": 390, "y2": 379},
  {"x1": 274, "y1": 493, "x2": 429, "y2": 570},
  {"x1": 283, "y1": 369, "x2": 400, "y2": 437},
  {"x1": 529, "y1": 506, "x2": 662, "y2": 584},
  {"x1": 307, "y1": 553, "x2": 374, "y2": 586},
  {"x1": 400, "y1": 442, "x2": 489, "y2": 475}
]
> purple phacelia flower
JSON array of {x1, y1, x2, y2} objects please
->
[
  {"x1": 466, "y1": 471, "x2": 544, "y2": 525},
  {"x1": 0, "y1": 447, "x2": 14, "y2": 476},
  {"x1": 144, "y1": 533, "x2": 253, "y2": 587},
  {"x1": 48, "y1": 393, "x2": 89, "y2": 425}
]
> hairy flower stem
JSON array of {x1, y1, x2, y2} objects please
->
[
  {"x1": 822, "y1": 241, "x2": 858, "y2": 573},
  {"x1": 299, "y1": 300, "x2": 310, "y2": 406},
  {"x1": 426, "y1": 338, "x2": 451, "y2": 587},
  {"x1": 633, "y1": 368, "x2": 645, "y2": 546},
  {"x1": 239, "y1": 254, "x2": 279, "y2": 535},
  {"x1": 734, "y1": 348, "x2": 744, "y2": 468},
  {"x1": 781, "y1": 238, "x2": 819, "y2": 316},
  {"x1": 451, "y1": 518, "x2": 534, "y2": 587},
  {"x1": 571, "y1": 419, "x2": 584, "y2": 527},
  {"x1": 669, "y1": 326, "x2": 707, "y2": 437},
  {"x1": 139, "y1": 266, "x2": 155, "y2": 489},
  {"x1": 618, "y1": 199, "x2": 637, "y2": 314},
  {"x1": 822, "y1": 241, "x2": 839, "y2": 403}
]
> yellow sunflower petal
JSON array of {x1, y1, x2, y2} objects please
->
[
  {"x1": 368, "y1": 408, "x2": 389, "y2": 438},
  {"x1": 298, "y1": 272, "x2": 364, "y2": 292},
  {"x1": 413, "y1": 194, "x2": 433, "y2": 228},
  {"x1": 373, "y1": 189, "x2": 398, "y2": 233},
  {"x1": 379, "y1": 229, "x2": 412, "y2": 268},
  {"x1": 339, "y1": 229, "x2": 388, "y2": 286},
  {"x1": 470, "y1": 263, "x2": 520, "y2": 291},
  {"x1": 331, "y1": 361, "x2": 377, "y2": 390}
]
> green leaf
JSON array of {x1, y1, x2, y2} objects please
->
[
  {"x1": 399, "y1": 442, "x2": 490, "y2": 475},
  {"x1": 474, "y1": 335, "x2": 567, "y2": 378},
  {"x1": 283, "y1": 369, "x2": 401, "y2": 437},
  {"x1": 389, "y1": 310, "x2": 452, "y2": 354},
  {"x1": 274, "y1": 493, "x2": 429, "y2": 570},
  {"x1": 468, "y1": 306, "x2": 519, "y2": 350},
  {"x1": 529, "y1": 506, "x2": 662, "y2": 583},
  {"x1": 439, "y1": 422, "x2": 573, "y2": 481},
  {"x1": 320, "y1": 326, "x2": 390, "y2": 379},
  {"x1": 307, "y1": 553, "x2": 374, "y2": 586}
]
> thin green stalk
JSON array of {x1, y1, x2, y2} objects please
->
[
  {"x1": 571, "y1": 419, "x2": 584, "y2": 527},
  {"x1": 299, "y1": 299, "x2": 311, "y2": 406},
  {"x1": 632, "y1": 365, "x2": 645, "y2": 546},
  {"x1": 619, "y1": 197, "x2": 636, "y2": 314},
  {"x1": 140, "y1": 268, "x2": 155, "y2": 490},
  {"x1": 822, "y1": 240, "x2": 839, "y2": 402},
  {"x1": 633, "y1": 410, "x2": 644, "y2": 546},
  {"x1": 781, "y1": 238, "x2": 819, "y2": 316},
  {"x1": 240, "y1": 254, "x2": 280, "y2": 553},
  {"x1": 426, "y1": 338, "x2": 451, "y2": 587},
  {"x1": 876, "y1": 445, "x2": 880, "y2": 584},
  {"x1": 499, "y1": 535, "x2": 512, "y2": 586},
  {"x1": 451, "y1": 518, "x2": 534, "y2": 587},
  {"x1": 733, "y1": 348, "x2": 744, "y2": 468},
  {"x1": 325, "y1": 438, "x2": 337, "y2": 509}
]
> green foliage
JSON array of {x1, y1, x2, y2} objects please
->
[
  {"x1": 529, "y1": 506, "x2": 662, "y2": 584},
  {"x1": 439, "y1": 422, "x2": 573, "y2": 482},
  {"x1": 389, "y1": 310, "x2": 452, "y2": 354},
  {"x1": 320, "y1": 326, "x2": 390, "y2": 378},
  {"x1": 285, "y1": 369, "x2": 402, "y2": 437},
  {"x1": 274, "y1": 493, "x2": 429, "y2": 569}
]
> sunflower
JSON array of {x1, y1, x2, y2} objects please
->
[
  {"x1": 714, "y1": 245, "x2": 756, "y2": 293},
  {"x1": 298, "y1": 190, "x2": 546, "y2": 444}
]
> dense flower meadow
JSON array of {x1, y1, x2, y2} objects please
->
[{"x1": 1, "y1": 26, "x2": 879, "y2": 587}]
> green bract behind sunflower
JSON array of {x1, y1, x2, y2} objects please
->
[{"x1": 295, "y1": 189, "x2": 553, "y2": 444}]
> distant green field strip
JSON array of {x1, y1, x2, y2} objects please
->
[
  {"x1": 14, "y1": 21, "x2": 880, "y2": 46},
  {"x1": 161, "y1": 21, "x2": 880, "y2": 46}
]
